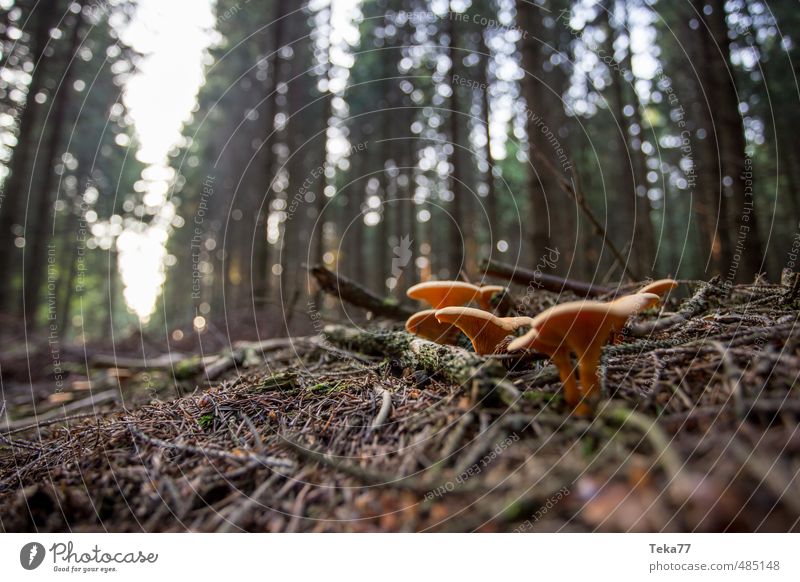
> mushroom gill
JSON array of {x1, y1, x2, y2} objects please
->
[{"x1": 405, "y1": 309, "x2": 461, "y2": 345}]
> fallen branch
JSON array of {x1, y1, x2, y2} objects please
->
[
  {"x1": 281, "y1": 437, "x2": 430, "y2": 492},
  {"x1": 204, "y1": 349, "x2": 244, "y2": 381},
  {"x1": 323, "y1": 325, "x2": 506, "y2": 390},
  {"x1": 627, "y1": 276, "x2": 724, "y2": 337},
  {"x1": 310, "y1": 264, "x2": 416, "y2": 320},
  {"x1": 89, "y1": 353, "x2": 188, "y2": 370},
  {"x1": 128, "y1": 424, "x2": 295, "y2": 470},
  {"x1": 481, "y1": 257, "x2": 613, "y2": 298},
  {"x1": 1, "y1": 390, "x2": 119, "y2": 432}
]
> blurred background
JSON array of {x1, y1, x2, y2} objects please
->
[{"x1": 0, "y1": 0, "x2": 797, "y2": 347}]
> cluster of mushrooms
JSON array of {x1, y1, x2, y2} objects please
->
[{"x1": 404, "y1": 278, "x2": 678, "y2": 416}]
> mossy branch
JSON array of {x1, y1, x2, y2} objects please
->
[{"x1": 322, "y1": 325, "x2": 508, "y2": 391}]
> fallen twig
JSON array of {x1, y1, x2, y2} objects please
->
[
  {"x1": 531, "y1": 149, "x2": 638, "y2": 280},
  {"x1": 1, "y1": 390, "x2": 119, "y2": 432},
  {"x1": 627, "y1": 276, "x2": 724, "y2": 337},
  {"x1": 128, "y1": 424, "x2": 295, "y2": 470},
  {"x1": 481, "y1": 257, "x2": 613, "y2": 298},
  {"x1": 310, "y1": 264, "x2": 416, "y2": 320},
  {"x1": 370, "y1": 387, "x2": 393, "y2": 429}
]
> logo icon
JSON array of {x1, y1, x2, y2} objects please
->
[
  {"x1": 391, "y1": 234, "x2": 413, "y2": 279},
  {"x1": 20, "y1": 542, "x2": 46, "y2": 570}
]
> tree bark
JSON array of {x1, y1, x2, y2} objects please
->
[
  {"x1": 703, "y1": 0, "x2": 764, "y2": 280},
  {"x1": 0, "y1": 6, "x2": 60, "y2": 312},
  {"x1": 447, "y1": 5, "x2": 467, "y2": 278},
  {"x1": 23, "y1": 7, "x2": 85, "y2": 326},
  {"x1": 515, "y1": 0, "x2": 572, "y2": 274},
  {"x1": 602, "y1": 0, "x2": 656, "y2": 276},
  {"x1": 477, "y1": 27, "x2": 498, "y2": 254}
]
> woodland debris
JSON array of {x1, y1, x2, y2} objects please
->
[
  {"x1": 322, "y1": 324, "x2": 506, "y2": 390},
  {"x1": 481, "y1": 257, "x2": 613, "y2": 298},
  {"x1": 1, "y1": 278, "x2": 798, "y2": 533},
  {"x1": 310, "y1": 264, "x2": 416, "y2": 320}
]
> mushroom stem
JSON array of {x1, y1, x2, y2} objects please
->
[
  {"x1": 575, "y1": 341, "x2": 604, "y2": 413},
  {"x1": 507, "y1": 293, "x2": 660, "y2": 416},
  {"x1": 550, "y1": 348, "x2": 580, "y2": 410}
]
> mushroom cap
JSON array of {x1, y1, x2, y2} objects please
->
[
  {"x1": 406, "y1": 280, "x2": 481, "y2": 309},
  {"x1": 610, "y1": 292, "x2": 661, "y2": 314},
  {"x1": 405, "y1": 309, "x2": 461, "y2": 345},
  {"x1": 636, "y1": 278, "x2": 679, "y2": 297},
  {"x1": 505, "y1": 326, "x2": 559, "y2": 355},
  {"x1": 507, "y1": 293, "x2": 659, "y2": 353},
  {"x1": 435, "y1": 306, "x2": 532, "y2": 355},
  {"x1": 476, "y1": 285, "x2": 506, "y2": 310}
]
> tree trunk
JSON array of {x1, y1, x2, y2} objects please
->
[
  {"x1": 516, "y1": 0, "x2": 571, "y2": 274},
  {"x1": 253, "y1": 2, "x2": 288, "y2": 302},
  {"x1": 703, "y1": 0, "x2": 764, "y2": 280},
  {"x1": 605, "y1": 0, "x2": 656, "y2": 276},
  {"x1": 477, "y1": 28, "x2": 498, "y2": 262},
  {"x1": 676, "y1": 2, "x2": 727, "y2": 277},
  {"x1": 23, "y1": 7, "x2": 84, "y2": 327},
  {"x1": 447, "y1": 5, "x2": 466, "y2": 278},
  {"x1": 0, "y1": 6, "x2": 59, "y2": 312}
]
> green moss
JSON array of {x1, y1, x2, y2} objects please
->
[
  {"x1": 580, "y1": 435, "x2": 598, "y2": 458},
  {"x1": 307, "y1": 381, "x2": 346, "y2": 394},
  {"x1": 256, "y1": 371, "x2": 298, "y2": 392},
  {"x1": 521, "y1": 390, "x2": 559, "y2": 403},
  {"x1": 173, "y1": 356, "x2": 203, "y2": 380},
  {"x1": 198, "y1": 413, "x2": 215, "y2": 430}
]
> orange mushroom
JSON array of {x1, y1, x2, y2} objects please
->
[
  {"x1": 608, "y1": 280, "x2": 675, "y2": 343},
  {"x1": 434, "y1": 306, "x2": 532, "y2": 355},
  {"x1": 407, "y1": 281, "x2": 482, "y2": 309},
  {"x1": 636, "y1": 278, "x2": 678, "y2": 298},
  {"x1": 405, "y1": 309, "x2": 461, "y2": 345},
  {"x1": 508, "y1": 329, "x2": 582, "y2": 414},
  {"x1": 476, "y1": 285, "x2": 507, "y2": 310},
  {"x1": 508, "y1": 293, "x2": 660, "y2": 415}
]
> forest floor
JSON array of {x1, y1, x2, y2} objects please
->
[{"x1": 1, "y1": 275, "x2": 800, "y2": 532}]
